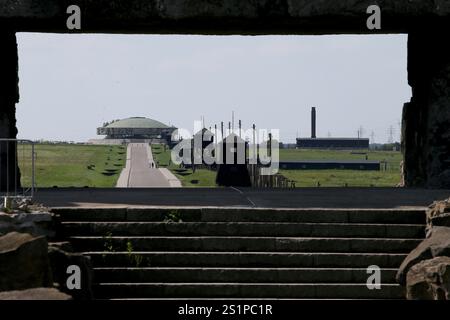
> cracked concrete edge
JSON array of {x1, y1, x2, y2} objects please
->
[
  {"x1": 115, "y1": 143, "x2": 132, "y2": 188},
  {"x1": 159, "y1": 168, "x2": 182, "y2": 188}
]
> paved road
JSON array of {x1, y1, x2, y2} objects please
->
[
  {"x1": 34, "y1": 187, "x2": 450, "y2": 209},
  {"x1": 116, "y1": 143, "x2": 180, "y2": 188}
]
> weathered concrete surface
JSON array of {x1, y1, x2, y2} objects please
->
[
  {"x1": 0, "y1": 287, "x2": 71, "y2": 300},
  {"x1": 47, "y1": 244, "x2": 94, "y2": 300},
  {"x1": 159, "y1": 168, "x2": 183, "y2": 187},
  {"x1": 426, "y1": 198, "x2": 450, "y2": 234},
  {"x1": 2, "y1": 1, "x2": 450, "y2": 34},
  {"x1": 0, "y1": 232, "x2": 53, "y2": 291},
  {"x1": 116, "y1": 143, "x2": 180, "y2": 187},
  {"x1": 406, "y1": 256, "x2": 450, "y2": 300},
  {"x1": 0, "y1": 211, "x2": 56, "y2": 238},
  {"x1": 397, "y1": 226, "x2": 450, "y2": 285},
  {"x1": 403, "y1": 32, "x2": 450, "y2": 188},
  {"x1": 0, "y1": 32, "x2": 20, "y2": 192},
  {"x1": 33, "y1": 187, "x2": 450, "y2": 208}
]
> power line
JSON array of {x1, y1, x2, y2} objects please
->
[
  {"x1": 387, "y1": 125, "x2": 395, "y2": 144},
  {"x1": 357, "y1": 126, "x2": 365, "y2": 139}
]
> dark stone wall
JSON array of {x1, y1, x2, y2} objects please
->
[
  {"x1": 403, "y1": 32, "x2": 450, "y2": 188},
  {"x1": 2, "y1": 0, "x2": 450, "y2": 34},
  {"x1": 0, "y1": 31, "x2": 20, "y2": 192}
]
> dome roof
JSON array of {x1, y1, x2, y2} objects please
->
[{"x1": 105, "y1": 117, "x2": 171, "y2": 129}]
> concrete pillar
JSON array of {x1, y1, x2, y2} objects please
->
[
  {"x1": 0, "y1": 31, "x2": 20, "y2": 192},
  {"x1": 403, "y1": 31, "x2": 450, "y2": 188}
]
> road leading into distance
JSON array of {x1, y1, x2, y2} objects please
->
[{"x1": 116, "y1": 143, "x2": 181, "y2": 188}]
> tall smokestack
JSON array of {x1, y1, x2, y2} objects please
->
[{"x1": 311, "y1": 107, "x2": 317, "y2": 139}]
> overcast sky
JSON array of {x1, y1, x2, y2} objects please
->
[{"x1": 16, "y1": 33, "x2": 409, "y2": 143}]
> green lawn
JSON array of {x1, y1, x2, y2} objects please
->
[
  {"x1": 279, "y1": 149, "x2": 402, "y2": 187},
  {"x1": 17, "y1": 143, "x2": 401, "y2": 189},
  {"x1": 19, "y1": 144, "x2": 126, "y2": 188},
  {"x1": 151, "y1": 144, "x2": 217, "y2": 187},
  {"x1": 280, "y1": 169, "x2": 402, "y2": 187},
  {"x1": 279, "y1": 149, "x2": 402, "y2": 171},
  {"x1": 152, "y1": 145, "x2": 403, "y2": 188}
]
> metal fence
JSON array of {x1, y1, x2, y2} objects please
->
[
  {"x1": 0, "y1": 139, "x2": 35, "y2": 198},
  {"x1": 248, "y1": 164, "x2": 295, "y2": 188}
]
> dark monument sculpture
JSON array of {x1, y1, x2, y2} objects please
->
[{"x1": 216, "y1": 133, "x2": 251, "y2": 187}]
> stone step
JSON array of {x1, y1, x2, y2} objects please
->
[
  {"x1": 93, "y1": 267, "x2": 398, "y2": 284},
  {"x1": 70, "y1": 236, "x2": 421, "y2": 253},
  {"x1": 55, "y1": 207, "x2": 425, "y2": 299},
  {"x1": 61, "y1": 221, "x2": 425, "y2": 239},
  {"x1": 86, "y1": 252, "x2": 407, "y2": 268},
  {"x1": 93, "y1": 283, "x2": 405, "y2": 299},
  {"x1": 54, "y1": 208, "x2": 426, "y2": 224}
]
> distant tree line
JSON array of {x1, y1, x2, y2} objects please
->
[
  {"x1": 370, "y1": 142, "x2": 401, "y2": 151},
  {"x1": 33, "y1": 140, "x2": 86, "y2": 145}
]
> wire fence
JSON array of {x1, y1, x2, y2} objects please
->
[{"x1": 0, "y1": 139, "x2": 35, "y2": 198}]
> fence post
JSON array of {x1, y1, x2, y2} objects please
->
[
  {"x1": 31, "y1": 142, "x2": 35, "y2": 198},
  {"x1": 0, "y1": 32, "x2": 20, "y2": 194},
  {"x1": 0, "y1": 139, "x2": 35, "y2": 198}
]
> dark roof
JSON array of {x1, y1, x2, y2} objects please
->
[
  {"x1": 297, "y1": 138, "x2": 370, "y2": 141},
  {"x1": 279, "y1": 160, "x2": 380, "y2": 164}
]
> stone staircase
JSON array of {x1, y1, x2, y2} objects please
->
[{"x1": 53, "y1": 207, "x2": 426, "y2": 299}]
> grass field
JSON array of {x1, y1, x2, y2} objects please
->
[
  {"x1": 151, "y1": 144, "x2": 217, "y2": 187},
  {"x1": 279, "y1": 149, "x2": 402, "y2": 187},
  {"x1": 16, "y1": 143, "x2": 402, "y2": 188},
  {"x1": 19, "y1": 144, "x2": 126, "y2": 188},
  {"x1": 279, "y1": 149, "x2": 402, "y2": 170},
  {"x1": 152, "y1": 144, "x2": 402, "y2": 188},
  {"x1": 280, "y1": 169, "x2": 401, "y2": 187}
]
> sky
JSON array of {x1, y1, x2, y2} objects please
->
[{"x1": 16, "y1": 33, "x2": 410, "y2": 143}]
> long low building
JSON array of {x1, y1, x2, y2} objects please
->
[
  {"x1": 296, "y1": 138, "x2": 370, "y2": 150},
  {"x1": 279, "y1": 160, "x2": 380, "y2": 171}
]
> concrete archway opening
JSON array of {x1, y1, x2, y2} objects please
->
[{"x1": 1, "y1": 1, "x2": 450, "y2": 189}]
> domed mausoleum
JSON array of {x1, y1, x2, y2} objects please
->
[{"x1": 97, "y1": 117, "x2": 176, "y2": 144}]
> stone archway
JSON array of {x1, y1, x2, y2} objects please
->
[{"x1": 1, "y1": 1, "x2": 450, "y2": 188}]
